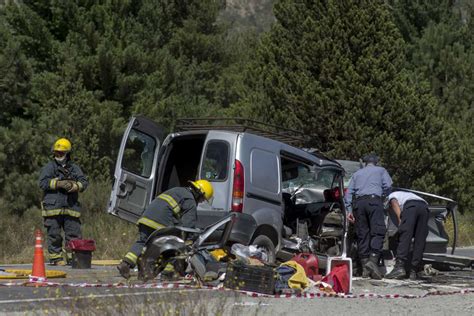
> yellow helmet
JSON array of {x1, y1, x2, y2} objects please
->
[
  {"x1": 52, "y1": 138, "x2": 72, "y2": 152},
  {"x1": 190, "y1": 179, "x2": 214, "y2": 201}
]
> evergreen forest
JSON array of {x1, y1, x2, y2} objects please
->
[{"x1": 0, "y1": 0, "x2": 473, "y2": 259}]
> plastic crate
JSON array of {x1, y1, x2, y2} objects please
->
[{"x1": 224, "y1": 262, "x2": 276, "y2": 295}]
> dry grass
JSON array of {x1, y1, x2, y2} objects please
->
[
  {"x1": 0, "y1": 180, "x2": 135, "y2": 263},
  {"x1": 445, "y1": 212, "x2": 474, "y2": 247}
]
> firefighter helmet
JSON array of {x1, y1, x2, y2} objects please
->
[
  {"x1": 189, "y1": 179, "x2": 214, "y2": 201},
  {"x1": 52, "y1": 138, "x2": 72, "y2": 153}
]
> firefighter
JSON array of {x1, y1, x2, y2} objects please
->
[
  {"x1": 117, "y1": 180, "x2": 214, "y2": 279},
  {"x1": 384, "y1": 191, "x2": 429, "y2": 280},
  {"x1": 38, "y1": 138, "x2": 89, "y2": 265},
  {"x1": 345, "y1": 153, "x2": 392, "y2": 279}
]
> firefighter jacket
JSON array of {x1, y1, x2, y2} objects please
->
[
  {"x1": 39, "y1": 160, "x2": 88, "y2": 218},
  {"x1": 137, "y1": 187, "x2": 198, "y2": 230}
]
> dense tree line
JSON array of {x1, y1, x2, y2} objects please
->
[{"x1": 0, "y1": 0, "x2": 472, "y2": 215}]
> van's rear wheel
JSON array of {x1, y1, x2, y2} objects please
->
[{"x1": 252, "y1": 235, "x2": 276, "y2": 264}]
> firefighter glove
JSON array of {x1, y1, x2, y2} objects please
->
[
  {"x1": 56, "y1": 180, "x2": 73, "y2": 191},
  {"x1": 67, "y1": 182, "x2": 80, "y2": 193}
]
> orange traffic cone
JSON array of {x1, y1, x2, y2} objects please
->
[{"x1": 30, "y1": 229, "x2": 47, "y2": 282}]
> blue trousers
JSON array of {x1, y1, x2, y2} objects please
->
[
  {"x1": 395, "y1": 201, "x2": 429, "y2": 271},
  {"x1": 353, "y1": 197, "x2": 386, "y2": 258}
]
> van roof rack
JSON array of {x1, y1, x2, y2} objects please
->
[{"x1": 176, "y1": 117, "x2": 309, "y2": 146}]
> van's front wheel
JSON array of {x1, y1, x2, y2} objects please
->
[{"x1": 252, "y1": 235, "x2": 276, "y2": 264}]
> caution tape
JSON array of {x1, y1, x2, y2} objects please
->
[
  {"x1": 1, "y1": 279, "x2": 473, "y2": 299},
  {"x1": 237, "y1": 288, "x2": 474, "y2": 299}
]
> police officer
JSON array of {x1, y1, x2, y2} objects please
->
[
  {"x1": 38, "y1": 138, "x2": 89, "y2": 265},
  {"x1": 384, "y1": 191, "x2": 429, "y2": 280},
  {"x1": 345, "y1": 153, "x2": 392, "y2": 279},
  {"x1": 117, "y1": 180, "x2": 214, "y2": 279}
]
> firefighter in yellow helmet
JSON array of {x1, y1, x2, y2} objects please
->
[
  {"x1": 38, "y1": 138, "x2": 89, "y2": 265},
  {"x1": 117, "y1": 180, "x2": 214, "y2": 279}
]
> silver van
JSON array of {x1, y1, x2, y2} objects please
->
[{"x1": 108, "y1": 116, "x2": 346, "y2": 262}]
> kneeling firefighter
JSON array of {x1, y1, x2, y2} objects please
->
[{"x1": 117, "y1": 180, "x2": 214, "y2": 279}]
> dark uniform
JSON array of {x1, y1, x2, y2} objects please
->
[
  {"x1": 344, "y1": 154, "x2": 392, "y2": 278},
  {"x1": 39, "y1": 160, "x2": 88, "y2": 262},
  {"x1": 123, "y1": 187, "x2": 199, "y2": 267},
  {"x1": 385, "y1": 191, "x2": 429, "y2": 280}
]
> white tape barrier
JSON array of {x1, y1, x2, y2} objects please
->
[{"x1": 1, "y1": 279, "x2": 473, "y2": 299}]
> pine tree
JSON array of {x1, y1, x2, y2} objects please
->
[
  {"x1": 389, "y1": 0, "x2": 474, "y2": 212},
  {"x1": 240, "y1": 0, "x2": 470, "y2": 208}
]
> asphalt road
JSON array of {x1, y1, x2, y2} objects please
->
[{"x1": 1, "y1": 249, "x2": 473, "y2": 315}]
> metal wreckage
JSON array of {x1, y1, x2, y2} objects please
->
[{"x1": 108, "y1": 116, "x2": 472, "y2": 294}]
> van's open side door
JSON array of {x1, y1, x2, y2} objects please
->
[{"x1": 108, "y1": 116, "x2": 164, "y2": 223}]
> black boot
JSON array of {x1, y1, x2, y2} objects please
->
[
  {"x1": 409, "y1": 265, "x2": 424, "y2": 280},
  {"x1": 360, "y1": 258, "x2": 370, "y2": 278},
  {"x1": 385, "y1": 259, "x2": 407, "y2": 279},
  {"x1": 117, "y1": 260, "x2": 132, "y2": 279},
  {"x1": 409, "y1": 270, "x2": 421, "y2": 280},
  {"x1": 365, "y1": 253, "x2": 384, "y2": 280}
]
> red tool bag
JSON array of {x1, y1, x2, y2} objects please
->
[
  {"x1": 67, "y1": 239, "x2": 96, "y2": 252},
  {"x1": 291, "y1": 253, "x2": 319, "y2": 281},
  {"x1": 321, "y1": 264, "x2": 350, "y2": 294}
]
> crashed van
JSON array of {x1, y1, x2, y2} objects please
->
[{"x1": 108, "y1": 116, "x2": 348, "y2": 264}]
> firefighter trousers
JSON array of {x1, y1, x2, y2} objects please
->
[{"x1": 43, "y1": 215, "x2": 81, "y2": 261}]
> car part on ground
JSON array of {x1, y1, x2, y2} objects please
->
[{"x1": 138, "y1": 213, "x2": 237, "y2": 282}]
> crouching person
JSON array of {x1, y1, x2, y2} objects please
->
[
  {"x1": 117, "y1": 180, "x2": 214, "y2": 279},
  {"x1": 385, "y1": 191, "x2": 429, "y2": 280}
]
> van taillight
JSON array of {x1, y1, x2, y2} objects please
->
[{"x1": 231, "y1": 159, "x2": 244, "y2": 212}]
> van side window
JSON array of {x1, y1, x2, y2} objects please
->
[
  {"x1": 201, "y1": 141, "x2": 229, "y2": 181},
  {"x1": 281, "y1": 158, "x2": 313, "y2": 190},
  {"x1": 281, "y1": 157, "x2": 339, "y2": 203},
  {"x1": 121, "y1": 129, "x2": 156, "y2": 178}
]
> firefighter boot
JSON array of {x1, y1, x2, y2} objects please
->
[
  {"x1": 360, "y1": 258, "x2": 371, "y2": 278},
  {"x1": 117, "y1": 260, "x2": 132, "y2": 279},
  {"x1": 160, "y1": 262, "x2": 178, "y2": 281},
  {"x1": 365, "y1": 253, "x2": 384, "y2": 280},
  {"x1": 385, "y1": 259, "x2": 407, "y2": 279}
]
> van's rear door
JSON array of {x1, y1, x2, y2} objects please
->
[
  {"x1": 196, "y1": 131, "x2": 237, "y2": 228},
  {"x1": 108, "y1": 116, "x2": 164, "y2": 223}
]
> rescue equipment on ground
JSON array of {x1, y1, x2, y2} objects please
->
[
  {"x1": 224, "y1": 261, "x2": 276, "y2": 295},
  {"x1": 326, "y1": 253, "x2": 352, "y2": 294},
  {"x1": 321, "y1": 264, "x2": 352, "y2": 294},
  {"x1": 279, "y1": 261, "x2": 309, "y2": 290},
  {"x1": 67, "y1": 239, "x2": 96, "y2": 269},
  {"x1": 291, "y1": 253, "x2": 319, "y2": 281}
]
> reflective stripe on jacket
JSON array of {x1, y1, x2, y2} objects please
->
[
  {"x1": 39, "y1": 160, "x2": 88, "y2": 217},
  {"x1": 137, "y1": 187, "x2": 198, "y2": 230}
]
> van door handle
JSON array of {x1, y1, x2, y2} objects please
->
[{"x1": 117, "y1": 180, "x2": 135, "y2": 198}]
